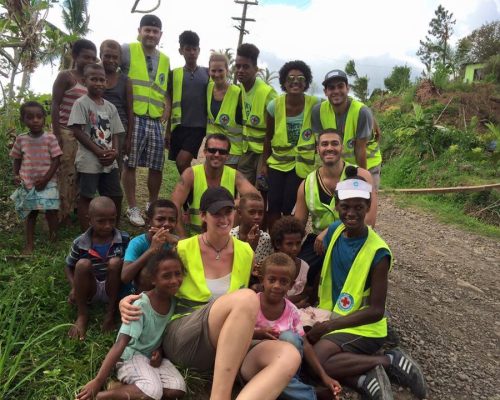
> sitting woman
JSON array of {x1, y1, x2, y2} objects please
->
[{"x1": 120, "y1": 187, "x2": 301, "y2": 400}]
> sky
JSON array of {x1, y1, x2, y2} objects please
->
[{"x1": 22, "y1": 0, "x2": 500, "y2": 95}]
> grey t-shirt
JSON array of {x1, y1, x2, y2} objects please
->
[
  {"x1": 311, "y1": 100, "x2": 373, "y2": 141},
  {"x1": 121, "y1": 43, "x2": 162, "y2": 82},
  {"x1": 170, "y1": 66, "x2": 209, "y2": 128},
  {"x1": 68, "y1": 95, "x2": 124, "y2": 174}
]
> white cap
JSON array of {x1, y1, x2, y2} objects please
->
[{"x1": 336, "y1": 179, "x2": 372, "y2": 200}]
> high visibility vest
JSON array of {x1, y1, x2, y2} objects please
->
[
  {"x1": 318, "y1": 223, "x2": 392, "y2": 338},
  {"x1": 128, "y1": 43, "x2": 169, "y2": 118},
  {"x1": 207, "y1": 81, "x2": 243, "y2": 156},
  {"x1": 170, "y1": 67, "x2": 183, "y2": 130},
  {"x1": 189, "y1": 164, "x2": 236, "y2": 231},
  {"x1": 319, "y1": 98, "x2": 382, "y2": 169},
  {"x1": 304, "y1": 162, "x2": 353, "y2": 234},
  {"x1": 173, "y1": 235, "x2": 253, "y2": 319},
  {"x1": 267, "y1": 94, "x2": 318, "y2": 178},
  {"x1": 241, "y1": 78, "x2": 274, "y2": 154}
]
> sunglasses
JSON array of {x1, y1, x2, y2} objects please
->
[
  {"x1": 206, "y1": 147, "x2": 229, "y2": 155},
  {"x1": 286, "y1": 75, "x2": 306, "y2": 83}
]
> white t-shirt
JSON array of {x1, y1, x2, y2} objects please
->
[{"x1": 206, "y1": 273, "x2": 231, "y2": 300}]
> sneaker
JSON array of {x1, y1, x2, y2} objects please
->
[
  {"x1": 145, "y1": 202, "x2": 151, "y2": 213},
  {"x1": 127, "y1": 207, "x2": 145, "y2": 226},
  {"x1": 385, "y1": 348, "x2": 427, "y2": 399},
  {"x1": 359, "y1": 365, "x2": 393, "y2": 400}
]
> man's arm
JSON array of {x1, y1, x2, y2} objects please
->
[
  {"x1": 170, "y1": 168, "x2": 194, "y2": 238},
  {"x1": 354, "y1": 138, "x2": 367, "y2": 169},
  {"x1": 51, "y1": 71, "x2": 71, "y2": 144},
  {"x1": 235, "y1": 171, "x2": 259, "y2": 196},
  {"x1": 293, "y1": 180, "x2": 309, "y2": 229},
  {"x1": 353, "y1": 106, "x2": 374, "y2": 169},
  {"x1": 261, "y1": 112, "x2": 274, "y2": 176},
  {"x1": 124, "y1": 77, "x2": 134, "y2": 156},
  {"x1": 357, "y1": 167, "x2": 377, "y2": 227}
]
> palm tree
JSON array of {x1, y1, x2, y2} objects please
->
[
  {"x1": 210, "y1": 48, "x2": 236, "y2": 81},
  {"x1": 59, "y1": 0, "x2": 90, "y2": 69},
  {"x1": 257, "y1": 67, "x2": 278, "y2": 85}
]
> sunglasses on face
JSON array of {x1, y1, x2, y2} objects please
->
[
  {"x1": 286, "y1": 75, "x2": 306, "y2": 83},
  {"x1": 206, "y1": 147, "x2": 229, "y2": 155}
]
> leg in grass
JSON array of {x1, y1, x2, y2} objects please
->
[
  {"x1": 69, "y1": 258, "x2": 97, "y2": 340},
  {"x1": 102, "y1": 257, "x2": 122, "y2": 332},
  {"x1": 23, "y1": 210, "x2": 38, "y2": 254},
  {"x1": 45, "y1": 210, "x2": 58, "y2": 242}
]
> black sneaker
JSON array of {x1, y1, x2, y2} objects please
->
[
  {"x1": 359, "y1": 365, "x2": 394, "y2": 400},
  {"x1": 385, "y1": 348, "x2": 427, "y2": 399}
]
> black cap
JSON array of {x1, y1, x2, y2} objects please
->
[
  {"x1": 140, "y1": 14, "x2": 162, "y2": 29},
  {"x1": 200, "y1": 187, "x2": 235, "y2": 214},
  {"x1": 322, "y1": 69, "x2": 348, "y2": 86}
]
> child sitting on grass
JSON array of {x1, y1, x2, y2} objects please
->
[
  {"x1": 122, "y1": 199, "x2": 179, "y2": 292},
  {"x1": 10, "y1": 101, "x2": 62, "y2": 254},
  {"x1": 76, "y1": 249, "x2": 186, "y2": 400},
  {"x1": 65, "y1": 196, "x2": 130, "y2": 340},
  {"x1": 270, "y1": 216, "x2": 311, "y2": 307},
  {"x1": 253, "y1": 253, "x2": 341, "y2": 400}
]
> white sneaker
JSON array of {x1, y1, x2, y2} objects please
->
[
  {"x1": 127, "y1": 207, "x2": 145, "y2": 226},
  {"x1": 145, "y1": 202, "x2": 151, "y2": 213}
]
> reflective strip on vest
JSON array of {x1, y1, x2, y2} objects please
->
[
  {"x1": 206, "y1": 81, "x2": 243, "y2": 156},
  {"x1": 318, "y1": 223, "x2": 393, "y2": 338},
  {"x1": 267, "y1": 94, "x2": 318, "y2": 178},
  {"x1": 189, "y1": 164, "x2": 236, "y2": 228},
  {"x1": 128, "y1": 42, "x2": 169, "y2": 118},
  {"x1": 171, "y1": 68, "x2": 183, "y2": 130},
  {"x1": 304, "y1": 162, "x2": 352, "y2": 234},
  {"x1": 173, "y1": 235, "x2": 253, "y2": 319},
  {"x1": 241, "y1": 78, "x2": 274, "y2": 154},
  {"x1": 319, "y1": 99, "x2": 382, "y2": 169}
]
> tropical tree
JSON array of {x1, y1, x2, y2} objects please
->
[
  {"x1": 59, "y1": 0, "x2": 90, "y2": 69},
  {"x1": 210, "y1": 47, "x2": 235, "y2": 81},
  {"x1": 344, "y1": 59, "x2": 369, "y2": 102},
  {"x1": 257, "y1": 67, "x2": 278, "y2": 85},
  {"x1": 384, "y1": 65, "x2": 411, "y2": 93}
]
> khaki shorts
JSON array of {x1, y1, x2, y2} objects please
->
[{"x1": 162, "y1": 301, "x2": 215, "y2": 372}]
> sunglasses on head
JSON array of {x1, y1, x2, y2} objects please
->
[
  {"x1": 206, "y1": 147, "x2": 229, "y2": 155},
  {"x1": 286, "y1": 75, "x2": 306, "y2": 83}
]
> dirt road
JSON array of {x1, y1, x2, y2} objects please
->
[{"x1": 374, "y1": 196, "x2": 499, "y2": 400}]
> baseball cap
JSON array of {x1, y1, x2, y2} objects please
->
[
  {"x1": 200, "y1": 187, "x2": 235, "y2": 214},
  {"x1": 336, "y1": 179, "x2": 372, "y2": 200},
  {"x1": 322, "y1": 69, "x2": 348, "y2": 86},
  {"x1": 140, "y1": 14, "x2": 162, "y2": 29}
]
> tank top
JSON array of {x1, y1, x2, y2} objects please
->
[
  {"x1": 59, "y1": 78, "x2": 87, "y2": 127},
  {"x1": 104, "y1": 73, "x2": 128, "y2": 131}
]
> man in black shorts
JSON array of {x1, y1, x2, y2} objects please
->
[{"x1": 167, "y1": 31, "x2": 209, "y2": 174}]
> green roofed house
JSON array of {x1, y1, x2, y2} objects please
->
[{"x1": 463, "y1": 63, "x2": 486, "y2": 83}]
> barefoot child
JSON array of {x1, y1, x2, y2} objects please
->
[
  {"x1": 77, "y1": 249, "x2": 186, "y2": 400},
  {"x1": 10, "y1": 101, "x2": 62, "y2": 254},
  {"x1": 122, "y1": 199, "x2": 179, "y2": 292},
  {"x1": 270, "y1": 216, "x2": 311, "y2": 307},
  {"x1": 65, "y1": 196, "x2": 130, "y2": 340},
  {"x1": 253, "y1": 253, "x2": 341, "y2": 400}
]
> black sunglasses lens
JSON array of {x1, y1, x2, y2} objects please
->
[{"x1": 207, "y1": 148, "x2": 228, "y2": 155}]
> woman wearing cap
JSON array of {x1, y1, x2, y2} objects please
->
[
  {"x1": 260, "y1": 60, "x2": 320, "y2": 231},
  {"x1": 120, "y1": 187, "x2": 301, "y2": 400},
  {"x1": 306, "y1": 166, "x2": 427, "y2": 400}
]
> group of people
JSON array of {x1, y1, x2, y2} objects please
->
[{"x1": 8, "y1": 12, "x2": 428, "y2": 400}]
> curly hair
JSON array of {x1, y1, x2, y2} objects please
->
[
  {"x1": 237, "y1": 43, "x2": 260, "y2": 66},
  {"x1": 146, "y1": 199, "x2": 178, "y2": 222},
  {"x1": 179, "y1": 30, "x2": 200, "y2": 47},
  {"x1": 71, "y1": 39, "x2": 97, "y2": 58},
  {"x1": 146, "y1": 249, "x2": 185, "y2": 278},
  {"x1": 19, "y1": 101, "x2": 46, "y2": 122},
  {"x1": 278, "y1": 60, "x2": 312, "y2": 92},
  {"x1": 270, "y1": 216, "x2": 305, "y2": 250},
  {"x1": 260, "y1": 252, "x2": 296, "y2": 279}
]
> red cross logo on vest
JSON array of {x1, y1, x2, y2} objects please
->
[{"x1": 337, "y1": 292, "x2": 354, "y2": 312}]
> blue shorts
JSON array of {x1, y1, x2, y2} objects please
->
[{"x1": 127, "y1": 115, "x2": 164, "y2": 171}]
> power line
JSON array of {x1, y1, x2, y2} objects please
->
[{"x1": 232, "y1": 0, "x2": 258, "y2": 50}]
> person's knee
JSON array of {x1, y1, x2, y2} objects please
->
[
  {"x1": 107, "y1": 257, "x2": 123, "y2": 274},
  {"x1": 74, "y1": 259, "x2": 93, "y2": 275},
  {"x1": 279, "y1": 331, "x2": 303, "y2": 353},
  {"x1": 313, "y1": 339, "x2": 341, "y2": 365},
  {"x1": 276, "y1": 341, "x2": 302, "y2": 374},
  {"x1": 231, "y1": 288, "x2": 259, "y2": 316},
  {"x1": 162, "y1": 388, "x2": 185, "y2": 399}
]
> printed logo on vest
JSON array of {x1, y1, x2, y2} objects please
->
[
  {"x1": 250, "y1": 115, "x2": 260, "y2": 126},
  {"x1": 347, "y1": 139, "x2": 354, "y2": 149},
  {"x1": 302, "y1": 129, "x2": 313, "y2": 141},
  {"x1": 219, "y1": 114, "x2": 230, "y2": 126},
  {"x1": 159, "y1": 73, "x2": 165, "y2": 85},
  {"x1": 337, "y1": 292, "x2": 354, "y2": 312}
]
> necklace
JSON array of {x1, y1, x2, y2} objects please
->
[{"x1": 202, "y1": 234, "x2": 231, "y2": 260}]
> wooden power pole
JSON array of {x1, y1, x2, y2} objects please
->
[{"x1": 232, "y1": 0, "x2": 258, "y2": 50}]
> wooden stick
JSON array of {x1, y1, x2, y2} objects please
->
[{"x1": 380, "y1": 183, "x2": 500, "y2": 194}]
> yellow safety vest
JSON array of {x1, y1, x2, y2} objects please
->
[
  {"x1": 241, "y1": 78, "x2": 275, "y2": 154},
  {"x1": 319, "y1": 98, "x2": 382, "y2": 170},
  {"x1": 207, "y1": 81, "x2": 243, "y2": 156},
  {"x1": 304, "y1": 162, "x2": 354, "y2": 235},
  {"x1": 128, "y1": 43, "x2": 169, "y2": 118},
  {"x1": 189, "y1": 164, "x2": 236, "y2": 231},
  {"x1": 318, "y1": 223, "x2": 392, "y2": 338},
  {"x1": 173, "y1": 235, "x2": 254, "y2": 319},
  {"x1": 170, "y1": 67, "x2": 183, "y2": 130},
  {"x1": 267, "y1": 94, "x2": 318, "y2": 178}
]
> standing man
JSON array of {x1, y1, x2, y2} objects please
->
[
  {"x1": 171, "y1": 133, "x2": 258, "y2": 237},
  {"x1": 167, "y1": 30, "x2": 210, "y2": 175},
  {"x1": 235, "y1": 43, "x2": 277, "y2": 186},
  {"x1": 121, "y1": 15, "x2": 170, "y2": 227},
  {"x1": 311, "y1": 70, "x2": 382, "y2": 190}
]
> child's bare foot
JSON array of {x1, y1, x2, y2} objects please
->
[
  {"x1": 68, "y1": 315, "x2": 88, "y2": 340},
  {"x1": 102, "y1": 314, "x2": 117, "y2": 332}
]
